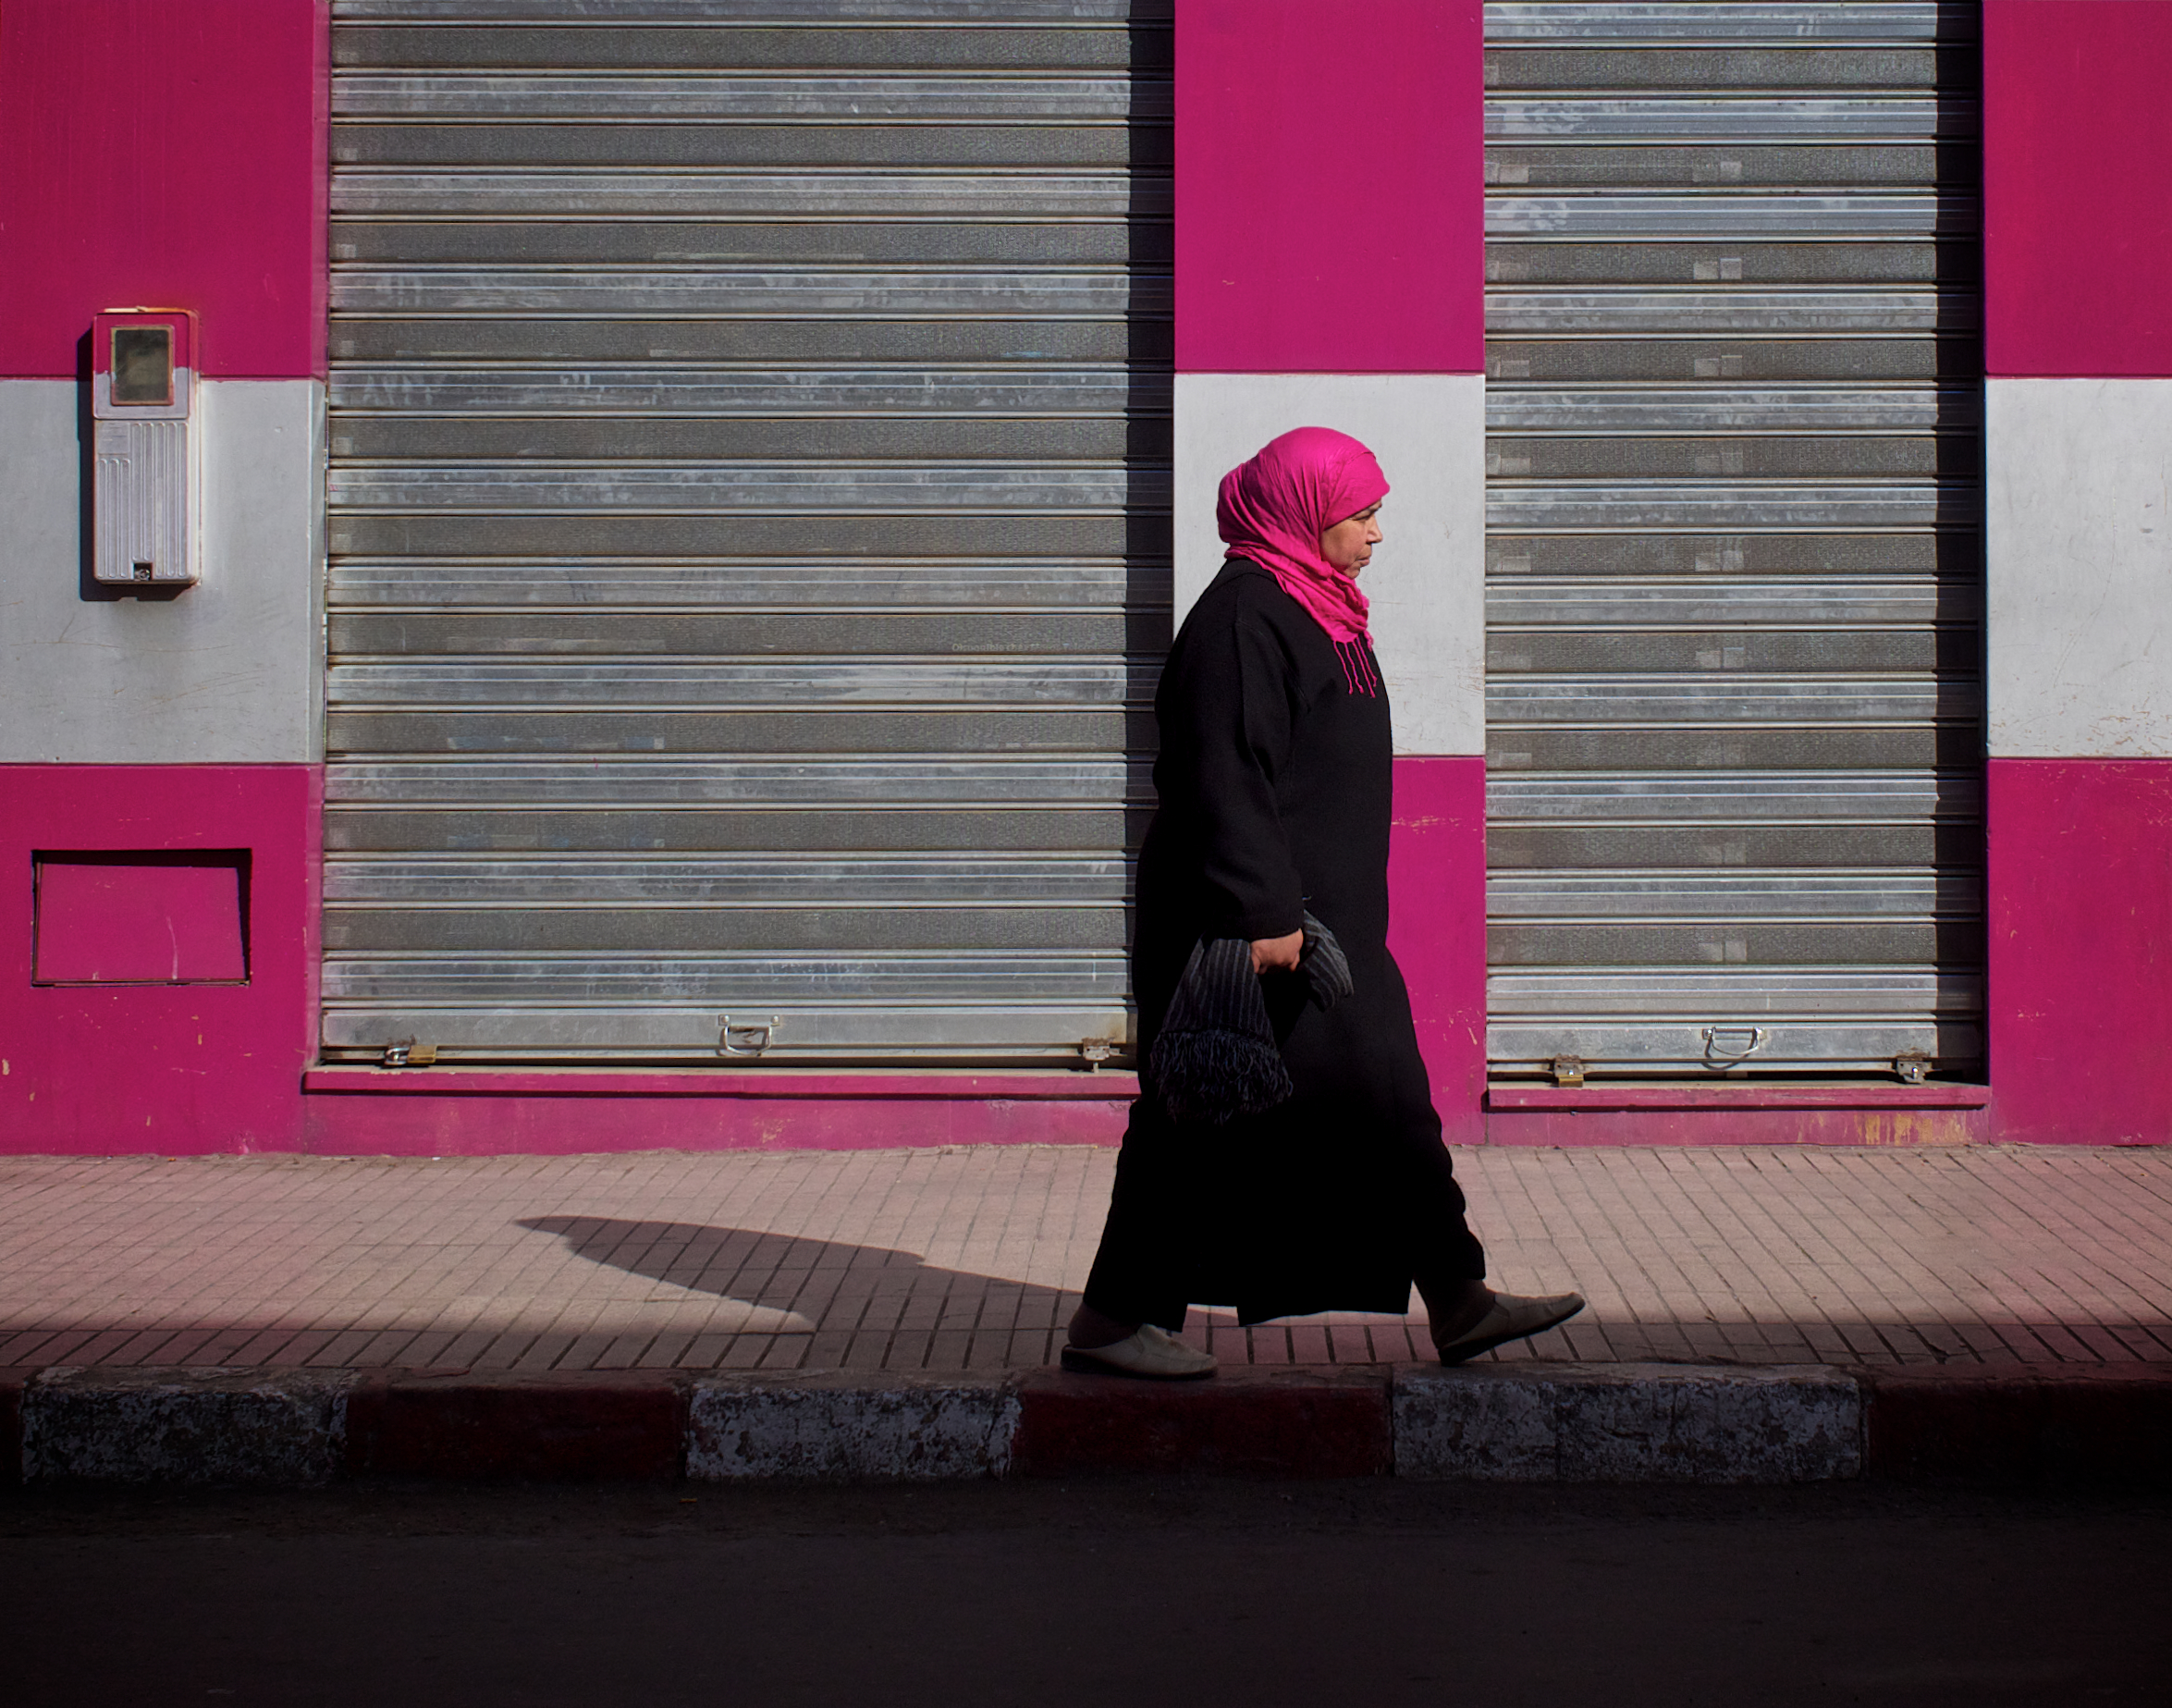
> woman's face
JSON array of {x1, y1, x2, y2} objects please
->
[{"x1": 1319, "y1": 503, "x2": 1383, "y2": 576}]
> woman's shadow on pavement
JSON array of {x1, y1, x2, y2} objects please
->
[{"x1": 517, "y1": 1215, "x2": 1075, "y2": 1340}]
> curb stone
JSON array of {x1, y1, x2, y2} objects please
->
[
  {"x1": 0, "y1": 1362, "x2": 2161, "y2": 1487},
  {"x1": 21, "y1": 1367, "x2": 355, "y2": 1486},
  {"x1": 689, "y1": 1371, "x2": 1018, "y2": 1481},
  {"x1": 1394, "y1": 1362, "x2": 1863, "y2": 1482}
]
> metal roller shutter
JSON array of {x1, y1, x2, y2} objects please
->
[
  {"x1": 323, "y1": 0, "x2": 1172, "y2": 1067},
  {"x1": 1482, "y1": 1, "x2": 1983, "y2": 1082}
]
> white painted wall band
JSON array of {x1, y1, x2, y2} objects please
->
[
  {"x1": 0, "y1": 377, "x2": 325, "y2": 764},
  {"x1": 1987, "y1": 376, "x2": 2172, "y2": 759},
  {"x1": 1172, "y1": 373, "x2": 1488, "y2": 757}
]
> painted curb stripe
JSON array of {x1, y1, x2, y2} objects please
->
[{"x1": 5, "y1": 1364, "x2": 2166, "y2": 1487}]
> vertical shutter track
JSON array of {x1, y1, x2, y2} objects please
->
[
  {"x1": 323, "y1": 0, "x2": 1172, "y2": 1066},
  {"x1": 1482, "y1": 1, "x2": 1984, "y2": 1079}
]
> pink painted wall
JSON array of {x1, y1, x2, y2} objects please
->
[
  {"x1": 0, "y1": 0, "x2": 329, "y2": 379},
  {"x1": 1984, "y1": 0, "x2": 2172, "y2": 377},
  {"x1": 1985, "y1": 759, "x2": 2172, "y2": 1144},
  {"x1": 2, "y1": 766, "x2": 321, "y2": 1152},
  {"x1": 1174, "y1": 0, "x2": 1484, "y2": 374},
  {"x1": 1387, "y1": 756, "x2": 1487, "y2": 1142}
]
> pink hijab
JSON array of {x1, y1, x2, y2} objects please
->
[{"x1": 1216, "y1": 425, "x2": 1389, "y2": 648}]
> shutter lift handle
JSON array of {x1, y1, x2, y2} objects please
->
[
  {"x1": 1700, "y1": 1025, "x2": 1768, "y2": 1066},
  {"x1": 718, "y1": 1016, "x2": 776, "y2": 1056}
]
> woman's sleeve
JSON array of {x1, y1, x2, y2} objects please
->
[{"x1": 1159, "y1": 602, "x2": 1307, "y2": 941}]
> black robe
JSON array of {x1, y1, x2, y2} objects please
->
[{"x1": 1082, "y1": 558, "x2": 1487, "y2": 1328}]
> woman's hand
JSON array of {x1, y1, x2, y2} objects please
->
[{"x1": 1250, "y1": 929, "x2": 1304, "y2": 975}]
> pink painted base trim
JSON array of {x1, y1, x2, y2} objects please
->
[
  {"x1": 13, "y1": 756, "x2": 2172, "y2": 1152},
  {"x1": 1488, "y1": 1083, "x2": 1991, "y2": 1112},
  {"x1": 304, "y1": 1067, "x2": 1138, "y2": 1101},
  {"x1": 1484, "y1": 1106, "x2": 1994, "y2": 1148},
  {"x1": 301, "y1": 1093, "x2": 1131, "y2": 1156}
]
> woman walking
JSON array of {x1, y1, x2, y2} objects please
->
[{"x1": 1064, "y1": 426, "x2": 1584, "y2": 1378}]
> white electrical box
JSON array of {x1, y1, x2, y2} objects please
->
[{"x1": 92, "y1": 309, "x2": 200, "y2": 587}]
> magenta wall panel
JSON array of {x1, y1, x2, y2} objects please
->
[
  {"x1": 2, "y1": 766, "x2": 318, "y2": 1151},
  {"x1": 1174, "y1": 0, "x2": 1484, "y2": 374},
  {"x1": 1984, "y1": 0, "x2": 2172, "y2": 377},
  {"x1": 0, "y1": 0, "x2": 329, "y2": 379},
  {"x1": 1986, "y1": 758, "x2": 2172, "y2": 1143},
  {"x1": 33, "y1": 858, "x2": 247, "y2": 984},
  {"x1": 1386, "y1": 756, "x2": 1487, "y2": 1142}
]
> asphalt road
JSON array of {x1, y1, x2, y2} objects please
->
[{"x1": 2, "y1": 1479, "x2": 2165, "y2": 1706}]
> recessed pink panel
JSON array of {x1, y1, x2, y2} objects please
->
[
  {"x1": 1175, "y1": 0, "x2": 1484, "y2": 375},
  {"x1": 0, "y1": 0, "x2": 329, "y2": 379},
  {"x1": 1986, "y1": 758, "x2": 2172, "y2": 1143},
  {"x1": 1386, "y1": 756, "x2": 1487, "y2": 1141},
  {"x1": 35, "y1": 858, "x2": 246, "y2": 984},
  {"x1": 1985, "y1": 1, "x2": 2172, "y2": 377}
]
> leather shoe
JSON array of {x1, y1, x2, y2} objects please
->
[
  {"x1": 1060, "y1": 1322, "x2": 1218, "y2": 1380},
  {"x1": 1431, "y1": 1288, "x2": 1585, "y2": 1365}
]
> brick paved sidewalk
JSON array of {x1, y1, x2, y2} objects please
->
[{"x1": 1, "y1": 1146, "x2": 2166, "y2": 1376}]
